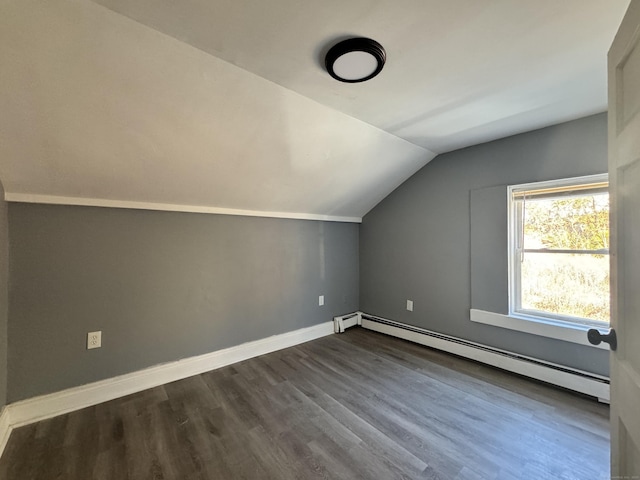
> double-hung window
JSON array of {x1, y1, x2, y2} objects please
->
[{"x1": 508, "y1": 174, "x2": 610, "y2": 328}]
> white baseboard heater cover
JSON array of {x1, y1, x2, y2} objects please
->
[
  {"x1": 340, "y1": 312, "x2": 609, "y2": 402},
  {"x1": 333, "y1": 311, "x2": 361, "y2": 333}
]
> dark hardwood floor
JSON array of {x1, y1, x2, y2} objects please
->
[{"x1": 0, "y1": 328, "x2": 610, "y2": 479}]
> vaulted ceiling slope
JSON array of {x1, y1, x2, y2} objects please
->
[{"x1": 0, "y1": 0, "x2": 630, "y2": 221}]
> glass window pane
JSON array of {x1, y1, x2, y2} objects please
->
[
  {"x1": 523, "y1": 193, "x2": 609, "y2": 251},
  {"x1": 520, "y1": 252, "x2": 610, "y2": 323}
]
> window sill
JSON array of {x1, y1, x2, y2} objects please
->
[{"x1": 469, "y1": 309, "x2": 609, "y2": 350}]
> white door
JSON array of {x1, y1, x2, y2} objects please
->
[{"x1": 608, "y1": 0, "x2": 640, "y2": 475}]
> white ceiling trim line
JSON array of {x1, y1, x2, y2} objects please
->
[{"x1": 4, "y1": 193, "x2": 362, "y2": 224}]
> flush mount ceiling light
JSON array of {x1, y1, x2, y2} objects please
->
[{"x1": 325, "y1": 37, "x2": 386, "y2": 83}]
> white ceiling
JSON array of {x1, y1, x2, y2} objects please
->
[{"x1": 0, "y1": 0, "x2": 630, "y2": 221}]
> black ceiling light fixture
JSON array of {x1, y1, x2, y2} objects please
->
[{"x1": 325, "y1": 37, "x2": 386, "y2": 83}]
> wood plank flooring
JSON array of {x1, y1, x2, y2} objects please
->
[{"x1": 0, "y1": 328, "x2": 610, "y2": 479}]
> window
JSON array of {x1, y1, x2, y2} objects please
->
[{"x1": 508, "y1": 174, "x2": 609, "y2": 327}]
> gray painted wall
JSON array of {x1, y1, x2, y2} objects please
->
[
  {"x1": 469, "y1": 185, "x2": 509, "y2": 314},
  {"x1": 0, "y1": 180, "x2": 7, "y2": 408},
  {"x1": 360, "y1": 113, "x2": 609, "y2": 376},
  {"x1": 8, "y1": 205, "x2": 358, "y2": 401}
]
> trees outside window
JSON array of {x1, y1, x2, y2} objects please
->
[{"x1": 509, "y1": 175, "x2": 609, "y2": 326}]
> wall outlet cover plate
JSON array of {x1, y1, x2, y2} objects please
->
[{"x1": 87, "y1": 331, "x2": 102, "y2": 349}]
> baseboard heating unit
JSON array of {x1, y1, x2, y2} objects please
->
[
  {"x1": 335, "y1": 312, "x2": 610, "y2": 402},
  {"x1": 333, "y1": 311, "x2": 361, "y2": 333}
]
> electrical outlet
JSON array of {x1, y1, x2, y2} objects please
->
[
  {"x1": 319, "y1": 295, "x2": 325, "y2": 306},
  {"x1": 87, "y1": 331, "x2": 102, "y2": 349},
  {"x1": 406, "y1": 300, "x2": 414, "y2": 312}
]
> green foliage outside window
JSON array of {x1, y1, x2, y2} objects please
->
[
  {"x1": 520, "y1": 194, "x2": 610, "y2": 323},
  {"x1": 523, "y1": 196, "x2": 609, "y2": 251}
]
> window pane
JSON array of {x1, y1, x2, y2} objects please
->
[
  {"x1": 523, "y1": 193, "x2": 609, "y2": 251},
  {"x1": 520, "y1": 252, "x2": 609, "y2": 323}
]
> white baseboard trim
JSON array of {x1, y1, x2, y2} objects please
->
[
  {"x1": 3, "y1": 321, "x2": 334, "y2": 439},
  {"x1": 359, "y1": 313, "x2": 610, "y2": 401},
  {"x1": 0, "y1": 407, "x2": 11, "y2": 459},
  {"x1": 1, "y1": 314, "x2": 609, "y2": 458}
]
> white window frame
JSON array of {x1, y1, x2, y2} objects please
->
[
  {"x1": 508, "y1": 173, "x2": 610, "y2": 327},
  {"x1": 470, "y1": 173, "x2": 610, "y2": 348}
]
